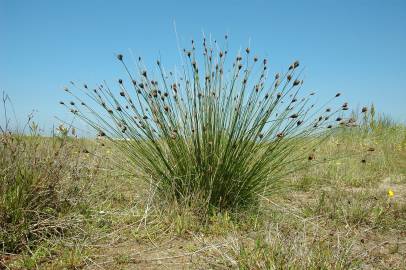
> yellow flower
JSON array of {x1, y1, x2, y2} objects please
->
[
  {"x1": 388, "y1": 189, "x2": 394, "y2": 198},
  {"x1": 106, "y1": 150, "x2": 111, "y2": 154}
]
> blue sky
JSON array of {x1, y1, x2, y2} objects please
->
[{"x1": 1, "y1": 0, "x2": 405, "y2": 132}]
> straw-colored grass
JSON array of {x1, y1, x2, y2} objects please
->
[{"x1": 2, "y1": 121, "x2": 405, "y2": 269}]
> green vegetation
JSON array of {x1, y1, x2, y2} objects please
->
[
  {"x1": 1, "y1": 119, "x2": 404, "y2": 269},
  {"x1": 61, "y1": 38, "x2": 349, "y2": 213},
  {"x1": 1, "y1": 37, "x2": 405, "y2": 268}
]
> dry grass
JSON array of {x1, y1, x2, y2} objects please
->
[{"x1": 1, "y1": 123, "x2": 405, "y2": 269}]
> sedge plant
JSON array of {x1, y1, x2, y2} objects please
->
[{"x1": 61, "y1": 36, "x2": 352, "y2": 212}]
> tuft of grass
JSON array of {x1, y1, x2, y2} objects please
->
[
  {"x1": 61, "y1": 36, "x2": 352, "y2": 213},
  {"x1": 0, "y1": 93, "x2": 95, "y2": 254}
]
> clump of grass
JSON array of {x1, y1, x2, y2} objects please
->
[
  {"x1": 0, "y1": 93, "x2": 84, "y2": 253},
  {"x1": 61, "y1": 36, "x2": 351, "y2": 213}
]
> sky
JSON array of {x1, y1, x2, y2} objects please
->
[{"x1": 1, "y1": 0, "x2": 405, "y2": 133}]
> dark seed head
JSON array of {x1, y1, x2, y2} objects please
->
[
  {"x1": 327, "y1": 125, "x2": 332, "y2": 128},
  {"x1": 362, "y1": 107, "x2": 368, "y2": 113},
  {"x1": 277, "y1": 132, "x2": 284, "y2": 138},
  {"x1": 293, "y1": 79, "x2": 300, "y2": 86},
  {"x1": 70, "y1": 101, "x2": 75, "y2": 106},
  {"x1": 290, "y1": 114, "x2": 298, "y2": 119},
  {"x1": 297, "y1": 120, "x2": 303, "y2": 126},
  {"x1": 59, "y1": 101, "x2": 64, "y2": 105},
  {"x1": 293, "y1": 60, "x2": 299, "y2": 68},
  {"x1": 120, "y1": 91, "x2": 125, "y2": 97},
  {"x1": 117, "y1": 54, "x2": 123, "y2": 61},
  {"x1": 245, "y1": 48, "x2": 250, "y2": 54},
  {"x1": 335, "y1": 93, "x2": 341, "y2": 97},
  {"x1": 287, "y1": 75, "x2": 292, "y2": 81},
  {"x1": 326, "y1": 108, "x2": 331, "y2": 112},
  {"x1": 336, "y1": 117, "x2": 342, "y2": 121},
  {"x1": 142, "y1": 71, "x2": 147, "y2": 77},
  {"x1": 368, "y1": 147, "x2": 375, "y2": 152},
  {"x1": 118, "y1": 79, "x2": 123, "y2": 84}
]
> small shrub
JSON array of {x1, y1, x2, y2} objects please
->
[{"x1": 61, "y1": 36, "x2": 351, "y2": 212}]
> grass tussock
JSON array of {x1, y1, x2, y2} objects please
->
[
  {"x1": 61, "y1": 36, "x2": 352, "y2": 213},
  {"x1": 0, "y1": 94, "x2": 97, "y2": 255}
]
